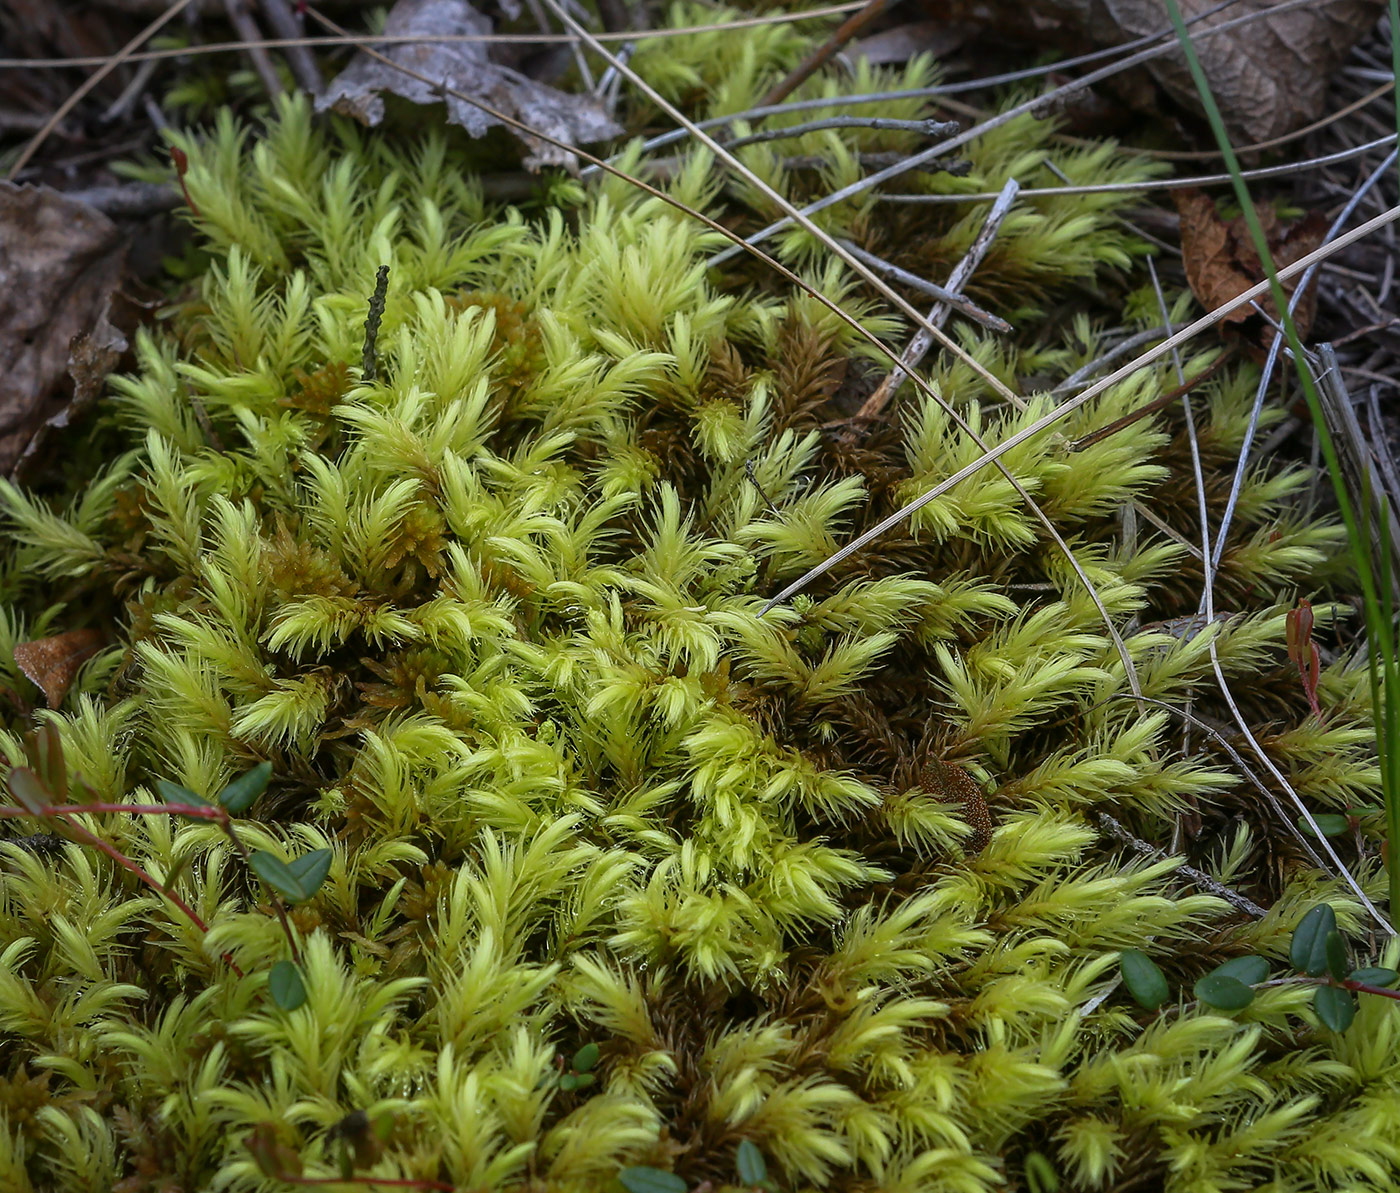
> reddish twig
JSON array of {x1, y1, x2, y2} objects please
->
[
  {"x1": 757, "y1": 0, "x2": 895, "y2": 109},
  {"x1": 20, "y1": 809, "x2": 246, "y2": 978}
]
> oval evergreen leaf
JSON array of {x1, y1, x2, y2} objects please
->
[
  {"x1": 1299, "y1": 813, "x2": 1350, "y2": 838},
  {"x1": 268, "y1": 960, "x2": 306, "y2": 1011},
  {"x1": 1324, "y1": 931, "x2": 1349, "y2": 983},
  {"x1": 1349, "y1": 967, "x2": 1400, "y2": 988},
  {"x1": 286, "y1": 848, "x2": 332, "y2": 899},
  {"x1": 618, "y1": 1167, "x2": 688, "y2": 1193},
  {"x1": 156, "y1": 779, "x2": 212, "y2": 811},
  {"x1": 572, "y1": 1042, "x2": 599, "y2": 1072},
  {"x1": 1119, "y1": 948, "x2": 1169, "y2": 1010},
  {"x1": 1194, "y1": 973, "x2": 1255, "y2": 1010},
  {"x1": 736, "y1": 1139, "x2": 767, "y2": 1184},
  {"x1": 1291, "y1": 904, "x2": 1337, "y2": 976},
  {"x1": 1211, "y1": 956, "x2": 1270, "y2": 986},
  {"x1": 217, "y1": 761, "x2": 273, "y2": 814},
  {"x1": 6, "y1": 767, "x2": 51, "y2": 815},
  {"x1": 1314, "y1": 984, "x2": 1356, "y2": 1031},
  {"x1": 249, "y1": 852, "x2": 307, "y2": 902}
]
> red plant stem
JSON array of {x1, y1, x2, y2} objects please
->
[
  {"x1": 1, "y1": 802, "x2": 224, "y2": 820},
  {"x1": 271, "y1": 1175, "x2": 455, "y2": 1191},
  {"x1": 39, "y1": 813, "x2": 246, "y2": 978},
  {"x1": 5, "y1": 797, "x2": 304, "y2": 964},
  {"x1": 1339, "y1": 978, "x2": 1400, "y2": 1000}
]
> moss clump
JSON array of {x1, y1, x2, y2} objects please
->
[{"x1": 0, "y1": 25, "x2": 1397, "y2": 1193}]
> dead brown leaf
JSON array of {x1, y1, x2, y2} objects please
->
[
  {"x1": 316, "y1": 0, "x2": 622, "y2": 170},
  {"x1": 13, "y1": 628, "x2": 105, "y2": 708},
  {"x1": 0, "y1": 183, "x2": 129, "y2": 476},
  {"x1": 1104, "y1": 0, "x2": 1384, "y2": 144},
  {"x1": 1175, "y1": 187, "x2": 1328, "y2": 346}
]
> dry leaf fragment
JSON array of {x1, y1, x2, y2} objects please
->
[
  {"x1": 316, "y1": 0, "x2": 622, "y2": 170},
  {"x1": 1102, "y1": 0, "x2": 1384, "y2": 144},
  {"x1": 0, "y1": 183, "x2": 128, "y2": 476},
  {"x1": 1175, "y1": 188, "x2": 1328, "y2": 346},
  {"x1": 13, "y1": 628, "x2": 105, "y2": 708}
]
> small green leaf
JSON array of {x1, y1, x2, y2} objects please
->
[
  {"x1": 572, "y1": 1042, "x2": 600, "y2": 1072},
  {"x1": 1194, "y1": 974, "x2": 1255, "y2": 1010},
  {"x1": 156, "y1": 779, "x2": 212, "y2": 811},
  {"x1": 269, "y1": 960, "x2": 306, "y2": 1011},
  {"x1": 574, "y1": 1072, "x2": 596, "y2": 1088},
  {"x1": 1299, "y1": 814, "x2": 1350, "y2": 838},
  {"x1": 34, "y1": 724, "x2": 66, "y2": 799},
  {"x1": 1314, "y1": 984, "x2": 1356, "y2": 1031},
  {"x1": 217, "y1": 761, "x2": 272, "y2": 813},
  {"x1": 1119, "y1": 948, "x2": 1169, "y2": 1010},
  {"x1": 286, "y1": 848, "x2": 333, "y2": 899},
  {"x1": 1291, "y1": 905, "x2": 1337, "y2": 976},
  {"x1": 559, "y1": 1073, "x2": 577, "y2": 1091},
  {"x1": 249, "y1": 851, "x2": 307, "y2": 902},
  {"x1": 618, "y1": 1167, "x2": 688, "y2": 1193},
  {"x1": 6, "y1": 767, "x2": 51, "y2": 815},
  {"x1": 1349, "y1": 967, "x2": 1400, "y2": 988},
  {"x1": 736, "y1": 1139, "x2": 767, "y2": 1185},
  {"x1": 1325, "y1": 931, "x2": 1349, "y2": 983},
  {"x1": 1210, "y1": 956, "x2": 1270, "y2": 986}
]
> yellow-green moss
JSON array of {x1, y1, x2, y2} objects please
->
[{"x1": 0, "y1": 18, "x2": 1395, "y2": 1193}]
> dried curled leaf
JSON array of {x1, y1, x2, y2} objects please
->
[
  {"x1": 316, "y1": 0, "x2": 622, "y2": 170},
  {"x1": 13, "y1": 628, "x2": 104, "y2": 708},
  {"x1": 0, "y1": 184, "x2": 128, "y2": 476},
  {"x1": 1174, "y1": 188, "x2": 1327, "y2": 346},
  {"x1": 1103, "y1": 0, "x2": 1385, "y2": 143}
]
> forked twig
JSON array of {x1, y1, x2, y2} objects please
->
[
  {"x1": 835, "y1": 238, "x2": 1011, "y2": 333},
  {"x1": 850, "y1": 178, "x2": 1019, "y2": 429},
  {"x1": 1096, "y1": 811, "x2": 1268, "y2": 918}
]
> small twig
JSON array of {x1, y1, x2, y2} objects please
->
[
  {"x1": 835, "y1": 238, "x2": 1011, "y2": 333},
  {"x1": 1051, "y1": 322, "x2": 1192, "y2": 395},
  {"x1": 223, "y1": 0, "x2": 285, "y2": 98},
  {"x1": 745, "y1": 459, "x2": 782, "y2": 516},
  {"x1": 850, "y1": 178, "x2": 1020, "y2": 429},
  {"x1": 593, "y1": 41, "x2": 634, "y2": 108},
  {"x1": 727, "y1": 115, "x2": 958, "y2": 148},
  {"x1": 1071, "y1": 349, "x2": 1234, "y2": 451},
  {"x1": 757, "y1": 0, "x2": 897, "y2": 108},
  {"x1": 361, "y1": 266, "x2": 390, "y2": 381},
  {"x1": 1096, "y1": 811, "x2": 1268, "y2": 918},
  {"x1": 65, "y1": 181, "x2": 182, "y2": 218},
  {"x1": 259, "y1": 0, "x2": 324, "y2": 94},
  {"x1": 1202, "y1": 147, "x2": 1398, "y2": 594},
  {"x1": 98, "y1": 57, "x2": 159, "y2": 123}
]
